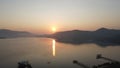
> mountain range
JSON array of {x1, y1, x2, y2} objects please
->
[
  {"x1": 50, "y1": 28, "x2": 120, "y2": 45},
  {"x1": 0, "y1": 28, "x2": 120, "y2": 46},
  {"x1": 0, "y1": 29, "x2": 34, "y2": 38}
]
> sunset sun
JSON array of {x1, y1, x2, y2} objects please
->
[{"x1": 52, "y1": 27, "x2": 56, "y2": 32}]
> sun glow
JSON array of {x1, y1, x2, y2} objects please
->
[{"x1": 52, "y1": 27, "x2": 56, "y2": 32}]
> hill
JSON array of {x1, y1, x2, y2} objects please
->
[
  {"x1": 0, "y1": 29, "x2": 34, "y2": 38},
  {"x1": 50, "y1": 28, "x2": 120, "y2": 45}
]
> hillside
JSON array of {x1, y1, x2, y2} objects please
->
[
  {"x1": 51, "y1": 28, "x2": 120, "y2": 45},
  {"x1": 0, "y1": 29, "x2": 34, "y2": 38}
]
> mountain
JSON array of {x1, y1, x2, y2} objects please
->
[
  {"x1": 0, "y1": 29, "x2": 34, "y2": 38},
  {"x1": 50, "y1": 28, "x2": 120, "y2": 45}
]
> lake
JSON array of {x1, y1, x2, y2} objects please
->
[{"x1": 0, "y1": 38, "x2": 120, "y2": 68}]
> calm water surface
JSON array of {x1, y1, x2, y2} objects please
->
[{"x1": 0, "y1": 38, "x2": 120, "y2": 68}]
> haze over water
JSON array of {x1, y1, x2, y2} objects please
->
[{"x1": 0, "y1": 38, "x2": 120, "y2": 68}]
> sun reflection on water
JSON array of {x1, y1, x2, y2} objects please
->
[{"x1": 52, "y1": 39, "x2": 56, "y2": 56}]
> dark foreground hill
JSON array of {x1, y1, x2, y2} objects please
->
[{"x1": 50, "y1": 28, "x2": 120, "y2": 45}]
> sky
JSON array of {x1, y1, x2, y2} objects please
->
[{"x1": 0, "y1": 0, "x2": 120, "y2": 34}]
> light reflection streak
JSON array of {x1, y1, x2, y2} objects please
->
[{"x1": 52, "y1": 39, "x2": 56, "y2": 56}]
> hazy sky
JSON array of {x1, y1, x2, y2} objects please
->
[{"x1": 0, "y1": 0, "x2": 120, "y2": 34}]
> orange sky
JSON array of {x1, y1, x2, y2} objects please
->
[{"x1": 0, "y1": 0, "x2": 120, "y2": 34}]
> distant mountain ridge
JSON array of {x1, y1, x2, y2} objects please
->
[
  {"x1": 0, "y1": 29, "x2": 34, "y2": 38},
  {"x1": 0, "y1": 28, "x2": 120, "y2": 45},
  {"x1": 50, "y1": 28, "x2": 120, "y2": 45}
]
